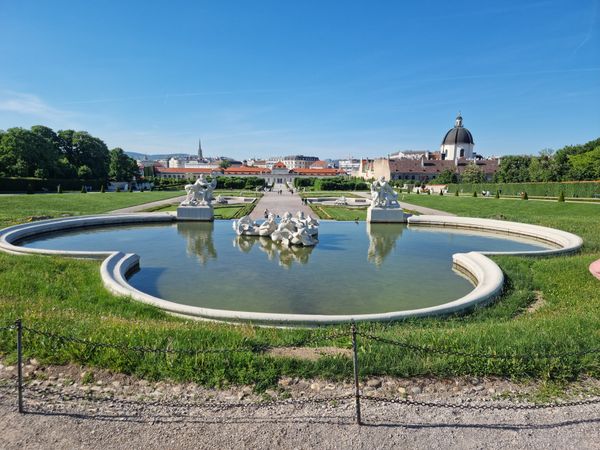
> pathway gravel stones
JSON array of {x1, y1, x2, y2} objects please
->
[{"x1": 1, "y1": 359, "x2": 600, "y2": 448}]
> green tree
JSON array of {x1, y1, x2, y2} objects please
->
[
  {"x1": 109, "y1": 148, "x2": 139, "y2": 181},
  {"x1": 0, "y1": 127, "x2": 59, "y2": 177},
  {"x1": 494, "y1": 156, "x2": 532, "y2": 183},
  {"x1": 59, "y1": 130, "x2": 109, "y2": 179},
  {"x1": 77, "y1": 165, "x2": 93, "y2": 179},
  {"x1": 567, "y1": 146, "x2": 600, "y2": 180},
  {"x1": 529, "y1": 149, "x2": 559, "y2": 182},
  {"x1": 218, "y1": 159, "x2": 232, "y2": 169},
  {"x1": 461, "y1": 163, "x2": 486, "y2": 183},
  {"x1": 432, "y1": 169, "x2": 459, "y2": 184}
]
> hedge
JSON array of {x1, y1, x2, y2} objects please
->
[
  {"x1": 0, "y1": 177, "x2": 105, "y2": 193},
  {"x1": 444, "y1": 181, "x2": 600, "y2": 198}
]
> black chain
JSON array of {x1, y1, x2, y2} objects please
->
[
  {"x1": 26, "y1": 384, "x2": 353, "y2": 410},
  {"x1": 261, "y1": 330, "x2": 351, "y2": 351},
  {"x1": 358, "y1": 332, "x2": 600, "y2": 361},
  {"x1": 361, "y1": 395, "x2": 600, "y2": 411},
  {"x1": 22, "y1": 326, "x2": 350, "y2": 356}
]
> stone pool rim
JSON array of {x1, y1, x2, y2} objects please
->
[{"x1": 0, "y1": 213, "x2": 583, "y2": 326}]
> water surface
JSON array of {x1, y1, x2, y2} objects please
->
[{"x1": 20, "y1": 221, "x2": 553, "y2": 315}]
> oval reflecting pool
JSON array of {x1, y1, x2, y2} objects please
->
[{"x1": 19, "y1": 221, "x2": 554, "y2": 315}]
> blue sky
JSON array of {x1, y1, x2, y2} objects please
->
[{"x1": 0, "y1": 0, "x2": 598, "y2": 159}]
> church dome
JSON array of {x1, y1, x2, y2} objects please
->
[{"x1": 441, "y1": 114, "x2": 474, "y2": 146}]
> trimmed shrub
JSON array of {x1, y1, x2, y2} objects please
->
[
  {"x1": 444, "y1": 181, "x2": 600, "y2": 198},
  {"x1": 100, "y1": 185, "x2": 106, "y2": 193},
  {"x1": 521, "y1": 191, "x2": 528, "y2": 200},
  {"x1": 558, "y1": 191, "x2": 565, "y2": 202},
  {"x1": 57, "y1": 184, "x2": 63, "y2": 194},
  {"x1": 80, "y1": 185, "x2": 87, "y2": 194},
  {"x1": 454, "y1": 190, "x2": 459, "y2": 196},
  {"x1": 26, "y1": 183, "x2": 34, "y2": 194},
  {"x1": 473, "y1": 191, "x2": 478, "y2": 197}
]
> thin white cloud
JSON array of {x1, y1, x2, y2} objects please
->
[{"x1": 0, "y1": 91, "x2": 73, "y2": 121}]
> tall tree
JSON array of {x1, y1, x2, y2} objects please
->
[
  {"x1": 460, "y1": 163, "x2": 486, "y2": 183},
  {"x1": 109, "y1": 148, "x2": 139, "y2": 180},
  {"x1": 0, "y1": 127, "x2": 58, "y2": 177},
  {"x1": 494, "y1": 156, "x2": 532, "y2": 183}
]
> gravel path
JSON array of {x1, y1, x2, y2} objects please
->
[
  {"x1": 110, "y1": 195, "x2": 185, "y2": 214},
  {"x1": 250, "y1": 190, "x2": 314, "y2": 220},
  {"x1": 1, "y1": 360, "x2": 600, "y2": 449}
]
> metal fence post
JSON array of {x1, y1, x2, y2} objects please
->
[
  {"x1": 16, "y1": 319, "x2": 23, "y2": 414},
  {"x1": 351, "y1": 321, "x2": 362, "y2": 425}
]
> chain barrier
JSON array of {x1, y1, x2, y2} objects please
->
[
  {"x1": 361, "y1": 395, "x2": 600, "y2": 411},
  {"x1": 22, "y1": 326, "x2": 350, "y2": 356},
  {"x1": 4, "y1": 319, "x2": 600, "y2": 424},
  {"x1": 358, "y1": 332, "x2": 600, "y2": 361}
]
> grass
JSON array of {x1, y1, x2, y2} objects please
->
[
  {"x1": 0, "y1": 192, "x2": 183, "y2": 228},
  {"x1": 300, "y1": 191, "x2": 364, "y2": 198},
  {"x1": 309, "y1": 204, "x2": 368, "y2": 221},
  {"x1": 1, "y1": 193, "x2": 600, "y2": 389}
]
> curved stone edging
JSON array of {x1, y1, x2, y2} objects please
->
[
  {"x1": 407, "y1": 215, "x2": 583, "y2": 256},
  {"x1": 590, "y1": 259, "x2": 600, "y2": 281},
  {"x1": 0, "y1": 213, "x2": 584, "y2": 326}
]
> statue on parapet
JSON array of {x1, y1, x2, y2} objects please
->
[
  {"x1": 181, "y1": 174, "x2": 218, "y2": 206},
  {"x1": 370, "y1": 176, "x2": 399, "y2": 208}
]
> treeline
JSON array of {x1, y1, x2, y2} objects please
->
[
  {"x1": 433, "y1": 137, "x2": 600, "y2": 184},
  {"x1": 151, "y1": 176, "x2": 265, "y2": 191},
  {"x1": 294, "y1": 176, "x2": 368, "y2": 190},
  {"x1": 0, "y1": 126, "x2": 139, "y2": 181}
]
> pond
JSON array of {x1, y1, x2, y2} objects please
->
[{"x1": 19, "y1": 221, "x2": 554, "y2": 315}]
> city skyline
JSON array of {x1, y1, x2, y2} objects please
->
[{"x1": 1, "y1": 0, "x2": 599, "y2": 159}]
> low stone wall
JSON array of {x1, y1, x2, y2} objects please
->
[{"x1": 0, "y1": 213, "x2": 584, "y2": 326}]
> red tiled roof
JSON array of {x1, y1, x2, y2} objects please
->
[
  {"x1": 224, "y1": 166, "x2": 271, "y2": 175},
  {"x1": 273, "y1": 161, "x2": 288, "y2": 169},
  {"x1": 156, "y1": 167, "x2": 219, "y2": 174},
  {"x1": 291, "y1": 168, "x2": 346, "y2": 176},
  {"x1": 388, "y1": 158, "x2": 499, "y2": 175},
  {"x1": 309, "y1": 160, "x2": 329, "y2": 169}
]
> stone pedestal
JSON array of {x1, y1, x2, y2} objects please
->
[
  {"x1": 176, "y1": 205, "x2": 214, "y2": 221},
  {"x1": 367, "y1": 206, "x2": 408, "y2": 223}
]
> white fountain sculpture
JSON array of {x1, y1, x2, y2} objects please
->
[
  {"x1": 334, "y1": 195, "x2": 348, "y2": 206},
  {"x1": 370, "y1": 176, "x2": 399, "y2": 208},
  {"x1": 232, "y1": 211, "x2": 319, "y2": 246},
  {"x1": 367, "y1": 176, "x2": 408, "y2": 223},
  {"x1": 181, "y1": 174, "x2": 217, "y2": 207}
]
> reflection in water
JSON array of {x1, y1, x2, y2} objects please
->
[
  {"x1": 233, "y1": 235, "x2": 314, "y2": 269},
  {"x1": 366, "y1": 223, "x2": 404, "y2": 267},
  {"x1": 177, "y1": 222, "x2": 217, "y2": 265}
]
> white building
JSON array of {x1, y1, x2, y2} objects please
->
[{"x1": 440, "y1": 114, "x2": 475, "y2": 161}]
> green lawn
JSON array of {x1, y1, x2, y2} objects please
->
[
  {"x1": 1, "y1": 193, "x2": 600, "y2": 390},
  {"x1": 300, "y1": 191, "x2": 365, "y2": 198},
  {"x1": 309, "y1": 204, "x2": 368, "y2": 221},
  {"x1": 0, "y1": 192, "x2": 183, "y2": 228}
]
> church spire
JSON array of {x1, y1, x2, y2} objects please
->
[
  {"x1": 197, "y1": 138, "x2": 203, "y2": 159},
  {"x1": 455, "y1": 112, "x2": 463, "y2": 128}
]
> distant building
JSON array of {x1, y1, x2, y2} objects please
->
[
  {"x1": 440, "y1": 114, "x2": 475, "y2": 161},
  {"x1": 154, "y1": 163, "x2": 345, "y2": 184},
  {"x1": 356, "y1": 113, "x2": 498, "y2": 182},
  {"x1": 338, "y1": 158, "x2": 361, "y2": 175}
]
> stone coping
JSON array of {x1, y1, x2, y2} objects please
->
[
  {"x1": 590, "y1": 259, "x2": 600, "y2": 281},
  {"x1": 0, "y1": 214, "x2": 584, "y2": 326}
]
